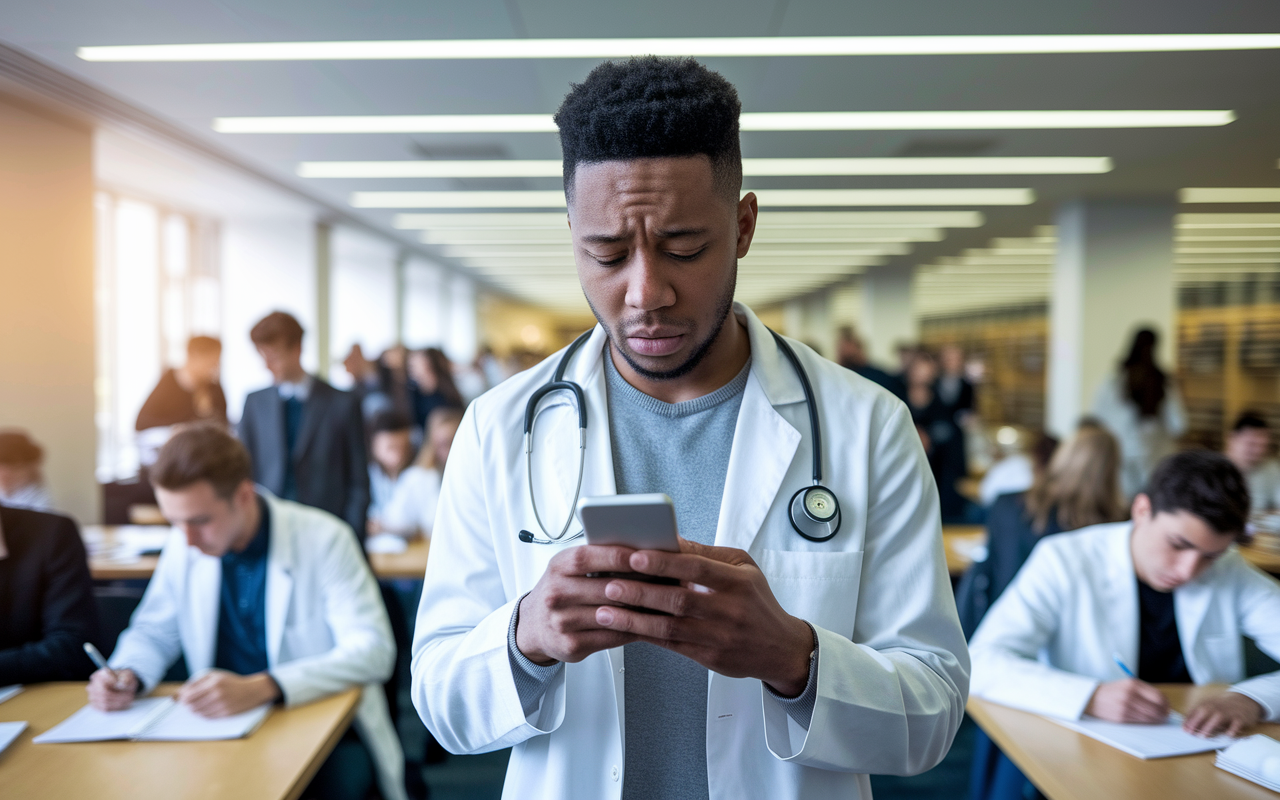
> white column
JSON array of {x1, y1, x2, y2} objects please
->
[
  {"x1": 1047, "y1": 198, "x2": 1176, "y2": 437},
  {"x1": 779, "y1": 293, "x2": 836, "y2": 358},
  {"x1": 860, "y1": 265, "x2": 917, "y2": 367},
  {"x1": 314, "y1": 222, "x2": 332, "y2": 380}
]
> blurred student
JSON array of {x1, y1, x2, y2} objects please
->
[
  {"x1": 971, "y1": 451, "x2": 1280, "y2": 743},
  {"x1": 0, "y1": 430, "x2": 52, "y2": 512},
  {"x1": 1092, "y1": 328, "x2": 1187, "y2": 498},
  {"x1": 342, "y1": 343, "x2": 391, "y2": 423},
  {"x1": 835, "y1": 325, "x2": 906, "y2": 401},
  {"x1": 407, "y1": 347, "x2": 464, "y2": 429},
  {"x1": 136, "y1": 336, "x2": 227, "y2": 432},
  {"x1": 958, "y1": 423, "x2": 1123, "y2": 636},
  {"x1": 366, "y1": 411, "x2": 416, "y2": 533},
  {"x1": 89, "y1": 425, "x2": 406, "y2": 800},
  {"x1": 0, "y1": 504, "x2": 104, "y2": 684},
  {"x1": 1225, "y1": 411, "x2": 1280, "y2": 512},
  {"x1": 239, "y1": 312, "x2": 370, "y2": 538},
  {"x1": 907, "y1": 352, "x2": 967, "y2": 520},
  {"x1": 378, "y1": 408, "x2": 463, "y2": 539},
  {"x1": 977, "y1": 430, "x2": 1059, "y2": 508}
]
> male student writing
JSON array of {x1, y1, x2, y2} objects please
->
[
  {"x1": 87, "y1": 424, "x2": 406, "y2": 800},
  {"x1": 970, "y1": 450, "x2": 1280, "y2": 738}
]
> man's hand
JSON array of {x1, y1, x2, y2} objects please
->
[
  {"x1": 177, "y1": 670, "x2": 280, "y2": 718},
  {"x1": 87, "y1": 667, "x2": 139, "y2": 711},
  {"x1": 594, "y1": 539, "x2": 814, "y2": 697},
  {"x1": 515, "y1": 544, "x2": 645, "y2": 666},
  {"x1": 1183, "y1": 691, "x2": 1263, "y2": 738},
  {"x1": 1085, "y1": 679, "x2": 1171, "y2": 723}
]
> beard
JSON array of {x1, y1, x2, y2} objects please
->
[{"x1": 586, "y1": 267, "x2": 737, "y2": 382}]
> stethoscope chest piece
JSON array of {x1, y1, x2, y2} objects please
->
[{"x1": 788, "y1": 485, "x2": 841, "y2": 542}]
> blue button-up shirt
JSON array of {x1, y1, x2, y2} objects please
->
[{"x1": 214, "y1": 496, "x2": 271, "y2": 675}]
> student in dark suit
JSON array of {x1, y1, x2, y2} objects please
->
[
  {"x1": 0, "y1": 504, "x2": 104, "y2": 684},
  {"x1": 238, "y1": 312, "x2": 370, "y2": 538}
]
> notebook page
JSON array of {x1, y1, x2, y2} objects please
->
[
  {"x1": 32, "y1": 697, "x2": 174, "y2": 743},
  {"x1": 0, "y1": 685, "x2": 21, "y2": 704},
  {"x1": 0, "y1": 721, "x2": 26, "y2": 753},
  {"x1": 136, "y1": 701, "x2": 271, "y2": 741},
  {"x1": 1050, "y1": 713, "x2": 1235, "y2": 759}
]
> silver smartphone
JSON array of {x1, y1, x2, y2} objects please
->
[
  {"x1": 577, "y1": 493, "x2": 681, "y2": 551},
  {"x1": 577, "y1": 494, "x2": 681, "y2": 587}
]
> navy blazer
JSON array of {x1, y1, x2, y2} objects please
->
[
  {"x1": 238, "y1": 378, "x2": 370, "y2": 537},
  {"x1": 0, "y1": 506, "x2": 104, "y2": 683}
]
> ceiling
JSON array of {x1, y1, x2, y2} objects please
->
[{"x1": 4, "y1": 1, "x2": 1280, "y2": 315}]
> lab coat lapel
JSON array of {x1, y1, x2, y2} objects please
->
[
  {"x1": 264, "y1": 497, "x2": 294, "y2": 667},
  {"x1": 185, "y1": 549, "x2": 221, "y2": 675},
  {"x1": 714, "y1": 306, "x2": 803, "y2": 554},
  {"x1": 1104, "y1": 524, "x2": 1141, "y2": 670},
  {"x1": 541, "y1": 327, "x2": 616, "y2": 511}
]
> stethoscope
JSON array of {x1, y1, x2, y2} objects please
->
[{"x1": 517, "y1": 328, "x2": 842, "y2": 545}]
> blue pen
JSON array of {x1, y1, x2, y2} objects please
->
[{"x1": 1112, "y1": 652, "x2": 1136, "y2": 678}]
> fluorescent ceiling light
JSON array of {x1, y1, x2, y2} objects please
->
[
  {"x1": 1181, "y1": 188, "x2": 1280, "y2": 203},
  {"x1": 1177, "y1": 246, "x2": 1280, "y2": 253},
  {"x1": 360, "y1": 189, "x2": 1031, "y2": 208},
  {"x1": 1177, "y1": 235, "x2": 1280, "y2": 241},
  {"x1": 77, "y1": 34, "x2": 1280, "y2": 62},
  {"x1": 1177, "y1": 213, "x2": 1280, "y2": 227},
  {"x1": 392, "y1": 210, "x2": 985, "y2": 228},
  {"x1": 220, "y1": 111, "x2": 1232, "y2": 134},
  {"x1": 301, "y1": 156, "x2": 1111, "y2": 178}
]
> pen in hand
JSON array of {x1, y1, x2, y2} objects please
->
[{"x1": 83, "y1": 642, "x2": 126, "y2": 690}]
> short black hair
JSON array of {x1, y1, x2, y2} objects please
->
[
  {"x1": 553, "y1": 56, "x2": 743, "y2": 203},
  {"x1": 371, "y1": 410, "x2": 413, "y2": 435},
  {"x1": 1233, "y1": 410, "x2": 1270, "y2": 432},
  {"x1": 1145, "y1": 450, "x2": 1250, "y2": 536}
]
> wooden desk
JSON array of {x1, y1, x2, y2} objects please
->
[
  {"x1": 1240, "y1": 541, "x2": 1280, "y2": 576},
  {"x1": 367, "y1": 537, "x2": 430, "y2": 580},
  {"x1": 943, "y1": 525, "x2": 987, "y2": 577},
  {"x1": 968, "y1": 685, "x2": 1280, "y2": 800},
  {"x1": 84, "y1": 525, "x2": 430, "y2": 582},
  {"x1": 0, "y1": 683, "x2": 359, "y2": 800}
]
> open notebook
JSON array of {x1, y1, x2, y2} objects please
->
[
  {"x1": 33, "y1": 697, "x2": 271, "y2": 743},
  {"x1": 1050, "y1": 712, "x2": 1235, "y2": 759}
]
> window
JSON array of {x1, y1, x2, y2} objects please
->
[{"x1": 94, "y1": 192, "x2": 220, "y2": 481}]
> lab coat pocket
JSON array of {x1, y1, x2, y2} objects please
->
[{"x1": 756, "y1": 549, "x2": 864, "y2": 640}]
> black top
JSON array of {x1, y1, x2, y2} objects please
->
[
  {"x1": 0, "y1": 505, "x2": 105, "y2": 683},
  {"x1": 848, "y1": 364, "x2": 907, "y2": 402},
  {"x1": 136, "y1": 369, "x2": 228, "y2": 431},
  {"x1": 1137, "y1": 579, "x2": 1192, "y2": 683},
  {"x1": 215, "y1": 496, "x2": 272, "y2": 676}
]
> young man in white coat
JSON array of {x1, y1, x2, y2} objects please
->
[
  {"x1": 970, "y1": 450, "x2": 1280, "y2": 739},
  {"x1": 88, "y1": 425, "x2": 407, "y2": 800},
  {"x1": 410, "y1": 57, "x2": 969, "y2": 800}
]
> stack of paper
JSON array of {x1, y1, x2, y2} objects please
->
[
  {"x1": 33, "y1": 697, "x2": 270, "y2": 743},
  {"x1": 0, "y1": 721, "x2": 26, "y2": 753},
  {"x1": 1216, "y1": 734, "x2": 1280, "y2": 791},
  {"x1": 1050, "y1": 713, "x2": 1235, "y2": 759},
  {"x1": 0, "y1": 685, "x2": 21, "y2": 704}
]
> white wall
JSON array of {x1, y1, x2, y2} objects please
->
[
  {"x1": 220, "y1": 217, "x2": 317, "y2": 420},
  {"x1": 447, "y1": 274, "x2": 479, "y2": 362},
  {"x1": 330, "y1": 225, "x2": 399, "y2": 386},
  {"x1": 404, "y1": 257, "x2": 447, "y2": 347}
]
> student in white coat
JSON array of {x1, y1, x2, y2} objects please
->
[
  {"x1": 410, "y1": 57, "x2": 969, "y2": 800},
  {"x1": 970, "y1": 450, "x2": 1280, "y2": 740},
  {"x1": 88, "y1": 425, "x2": 407, "y2": 800}
]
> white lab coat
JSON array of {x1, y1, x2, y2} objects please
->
[
  {"x1": 1091, "y1": 374, "x2": 1187, "y2": 499},
  {"x1": 969, "y1": 521, "x2": 1280, "y2": 721},
  {"x1": 411, "y1": 304, "x2": 969, "y2": 800},
  {"x1": 110, "y1": 494, "x2": 407, "y2": 800}
]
